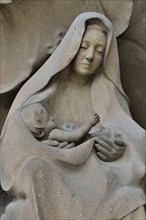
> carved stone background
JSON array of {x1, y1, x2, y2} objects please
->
[{"x1": 0, "y1": 0, "x2": 145, "y2": 216}]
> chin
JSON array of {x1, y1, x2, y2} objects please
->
[{"x1": 78, "y1": 70, "x2": 95, "y2": 76}]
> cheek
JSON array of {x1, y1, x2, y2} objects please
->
[
  {"x1": 74, "y1": 50, "x2": 85, "y2": 63},
  {"x1": 93, "y1": 55, "x2": 102, "y2": 68},
  {"x1": 74, "y1": 53, "x2": 83, "y2": 64},
  {"x1": 72, "y1": 56, "x2": 82, "y2": 71}
]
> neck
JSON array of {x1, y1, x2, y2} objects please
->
[{"x1": 69, "y1": 70, "x2": 94, "y2": 85}]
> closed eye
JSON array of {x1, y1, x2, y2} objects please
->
[
  {"x1": 96, "y1": 46, "x2": 104, "y2": 53},
  {"x1": 81, "y1": 46, "x2": 87, "y2": 49},
  {"x1": 96, "y1": 50, "x2": 103, "y2": 54},
  {"x1": 80, "y1": 41, "x2": 88, "y2": 49}
]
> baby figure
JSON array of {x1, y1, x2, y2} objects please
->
[
  {"x1": 21, "y1": 103, "x2": 100, "y2": 143},
  {"x1": 21, "y1": 103, "x2": 51, "y2": 139}
]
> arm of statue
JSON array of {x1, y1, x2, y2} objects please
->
[
  {"x1": 14, "y1": 109, "x2": 76, "y2": 154},
  {"x1": 42, "y1": 139, "x2": 75, "y2": 149},
  {"x1": 95, "y1": 136, "x2": 127, "y2": 162},
  {"x1": 49, "y1": 113, "x2": 100, "y2": 143}
]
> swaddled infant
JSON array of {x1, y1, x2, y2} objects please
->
[{"x1": 21, "y1": 103, "x2": 100, "y2": 144}]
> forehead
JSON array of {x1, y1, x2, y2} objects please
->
[{"x1": 82, "y1": 28, "x2": 106, "y2": 45}]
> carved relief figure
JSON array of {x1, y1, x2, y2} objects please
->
[
  {"x1": 1, "y1": 12, "x2": 145, "y2": 220},
  {"x1": 21, "y1": 103, "x2": 100, "y2": 143}
]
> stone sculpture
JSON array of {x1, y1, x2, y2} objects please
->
[
  {"x1": 21, "y1": 103, "x2": 100, "y2": 143},
  {"x1": 1, "y1": 0, "x2": 133, "y2": 94},
  {"x1": 0, "y1": 12, "x2": 145, "y2": 219}
]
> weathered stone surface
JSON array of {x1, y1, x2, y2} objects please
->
[
  {"x1": 0, "y1": 0, "x2": 145, "y2": 218},
  {"x1": 122, "y1": 0, "x2": 146, "y2": 50},
  {"x1": 0, "y1": 12, "x2": 145, "y2": 219},
  {"x1": 0, "y1": 0, "x2": 132, "y2": 94},
  {"x1": 0, "y1": 0, "x2": 12, "y2": 4},
  {"x1": 0, "y1": 188, "x2": 11, "y2": 217},
  {"x1": 117, "y1": 0, "x2": 146, "y2": 129},
  {"x1": 97, "y1": 0, "x2": 133, "y2": 36},
  {"x1": 118, "y1": 39, "x2": 146, "y2": 129}
]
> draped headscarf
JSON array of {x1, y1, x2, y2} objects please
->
[
  {"x1": 5, "y1": 12, "x2": 127, "y2": 116},
  {"x1": 1, "y1": 12, "x2": 145, "y2": 220}
]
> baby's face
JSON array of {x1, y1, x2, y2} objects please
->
[
  {"x1": 30, "y1": 106, "x2": 49, "y2": 138},
  {"x1": 22, "y1": 104, "x2": 49, "y2": 138}
]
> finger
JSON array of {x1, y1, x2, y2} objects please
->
[
  {"x1": 101, "y1": 137, "x2": 127, "y2": 150},
  {"x1": 95, "y1": 119, "x2": 100, "y2": 123},
  {"x1": 95, "y1": 115, "x2": 100, "y2": 119},
  {"x1": 47, "y1": 140, "x2": 59, "y2": 146},
  {"x1": 95, "y1": 144, "x2": 112, "y2": 158},
  {"x1": 94, "y1": 113, "x2": 99, "y2": 118},
  {"x1": 100, "y1": 137, "x2": 120, "y2": 150},
  {"x1": 97, "y1": 152, "x2": 108, "y2": 161},
  {"x1": 95, "y1": 138, "x2": 113, "y2": 152},
  {"x1": 114, "y1": 138, "x2": 127, "y2": 147},
  {"x1": 65, "y1": 143, "x2": 75, "y2": 149},
  {"x1": 42, "y1": 140, "x2": 59, "y2": 146},
  {"x1": 101, "y1": 137, "x2": 113, "y2": 146},
  {"x1": 58, "y1": 142, "x2": 68, "y2": 148},
  {"x1": 42, "y1": 140, "x2": 50, "y2": 144}
]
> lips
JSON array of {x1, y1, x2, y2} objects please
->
[{"x1": 82, "y1": 63, "x2": 90, "y2": 68}]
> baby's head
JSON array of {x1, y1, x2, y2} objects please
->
[{"x1": 21, "y1": 103, "x2": 56, "y2": 138}]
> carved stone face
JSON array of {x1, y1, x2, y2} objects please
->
[
  {"x1": 72, "y1": 28, "x2": 106, "y2": 76},
  {"x1": 22, "y1": 104, "x2": 51, "y2": 138}
]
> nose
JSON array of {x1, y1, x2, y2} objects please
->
[{"x1": 86, "y1": 47, "x2": 94, "y2": 62}]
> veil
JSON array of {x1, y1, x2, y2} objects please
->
[
  {"x1": 6, "y1": 12, "x2": 128, "y2": 117},
  {"x1": 1, "y1": 12, "x2": 145, "y2": 220}
]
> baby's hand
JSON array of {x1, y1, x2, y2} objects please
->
[{"x1": 90, "y1": 113, "x2": 100, "y2": 126}]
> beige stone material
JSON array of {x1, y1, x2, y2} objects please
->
[
  {"x1": 1, "y1": 12, "x2": 145, "y2": 220},
  {"x1": 0, "y1": 0, "x2": 132, "y2": 93}
]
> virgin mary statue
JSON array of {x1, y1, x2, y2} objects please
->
[{"x1": 1, "y1": 12, "x2": 145, "y2": 220}]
